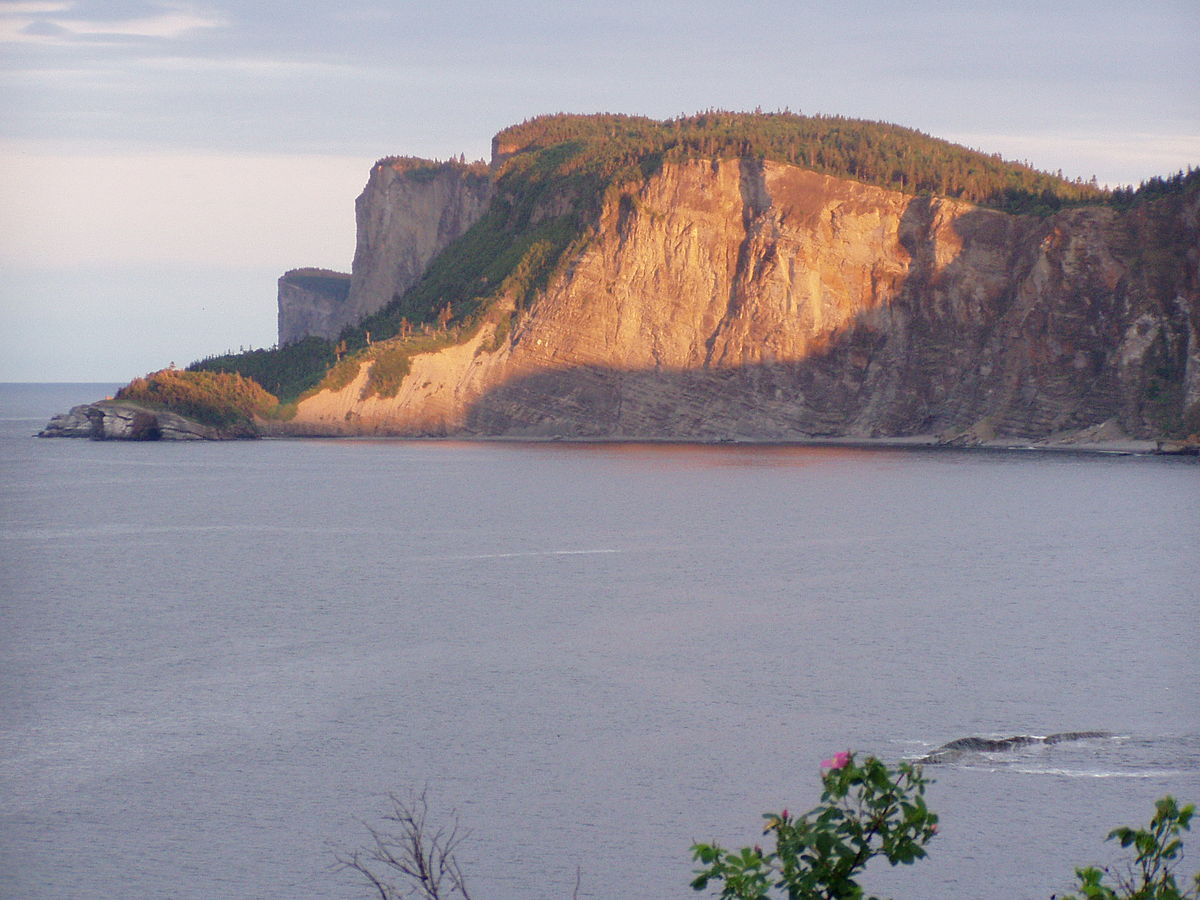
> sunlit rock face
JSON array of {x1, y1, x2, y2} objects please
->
[
  {"x1": 283, "y1": 159, "x2": 1198, "y2": 441},
  {"x1": 345, "y1": 162, "x2": 493, "y2": 329},
  {"x1": 277, "y1": 162, "x2": 493, "y2": 345}
]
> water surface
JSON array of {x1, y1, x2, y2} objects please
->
[{"x1": 2, "y1": 384, "x2": 1197, "y2": 899}]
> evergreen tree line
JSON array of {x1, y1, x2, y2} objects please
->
[{"x1": 491, "y1": 111, "x2": 1115, "y2": 214}]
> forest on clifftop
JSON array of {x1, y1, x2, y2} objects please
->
[{"x1": 190, "y1": 111, "x2": 1198, "y2": 408}]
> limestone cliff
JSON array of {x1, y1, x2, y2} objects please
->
[
  {"x1": 277, "y1": 268, "x2": 351, "y2": 344},
  {"x1": 280, "y1": 157, "x2": 1199, "y2": 441},
  {"x1": 343, "y1": 159, "x2": 492, "y2": 332},
  {"x1": 276, "y1": 161, "x2": 492, "y2": 344}
]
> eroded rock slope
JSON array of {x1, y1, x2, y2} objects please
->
[{"x1": 284, "y1": 158, "x2": 1198, "y2": 441}]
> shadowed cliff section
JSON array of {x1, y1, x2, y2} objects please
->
[
  {"x1": 277, "y1": 159, "x2": 1197, "y2": 443},
  {"x1": 450, "y1": 166, "x2": 1197, "y2": 442},
  {"x1": 344, "y1": 158, "x2": 493, "y2": 335},
  {"x1": 197, "y1": 114, "x2": 1198, "y2": 442},
  {"x1": 277, "y1": 268, "x2": 352, "y2": 343}
]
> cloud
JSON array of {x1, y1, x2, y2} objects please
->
[
  {"x1": 140, "y1": 55, "x2": 363, "y2": 77},
  {"x1": 0, "y1": 1, "x2": 227, "y2": 44},
  {"x1": 0, "y1": 1, "x2": 72, "y2": 12}
]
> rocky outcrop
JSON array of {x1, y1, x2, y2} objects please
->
[
  {"x1": 916, "y1": 732, "x2": 1113, "y2": 764},
  {"x1": 282, "y1": 158, "x2": 1198, "y2": 441},
  {"x1": 38, "y1": 403, "x2": 256, "y2": 440},
  {"x1": 277, "y1": 269, "x2": 351, "y2": 344}
]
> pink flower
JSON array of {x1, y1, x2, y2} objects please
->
[{"x1": 821, "y1": 751, "x2": 851, "y2": 770}]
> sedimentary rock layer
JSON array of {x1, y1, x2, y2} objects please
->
[
  {"x1": 38, "y1": 403, "x2": 255, "y2": 440},
  {"x1": 282, "y1": 158, "x2": 1198, "y2": 441}
]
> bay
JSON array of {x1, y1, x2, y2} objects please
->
[{"x1": 1, "y1": 384, "x2": 1197, "y2": 900}]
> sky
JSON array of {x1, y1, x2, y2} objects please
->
[{"x1": 1, "y1": 0, "x2": 1197, "y2": 381}]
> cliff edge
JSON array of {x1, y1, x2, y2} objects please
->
[
  {"x1": 278, "y1": 157, "x2": 1198, "y2": 443},
  {"x1": 188, "y1": 113, "x2": 1199, "y2": 444}
]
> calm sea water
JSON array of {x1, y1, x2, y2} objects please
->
[{"x1": 1, "y1": 383, "x2": 1197, "y2": 900}]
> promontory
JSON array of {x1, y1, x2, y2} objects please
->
[{"x1": 47, "y1": 112, "x2": 1200, "y2": 446}]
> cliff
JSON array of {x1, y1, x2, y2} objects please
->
[
  {"x1": 277, "y1": 268, "x2": 352, "y2": 344},
  {"x1": 277, "y1": 156, "x2": 1198, "y2": 443},
  {"x1": 342, "y1": 159, "x2": 492, "y2": 335},
  {"x1": 276, "y1": 161, "x2": 491, "y2": 345}
]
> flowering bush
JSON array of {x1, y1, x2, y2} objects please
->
[{"x1": 690, "y1": 752, "x2": 938, "y2": 899}]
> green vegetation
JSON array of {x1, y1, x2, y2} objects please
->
[
  {"x1": 189, "y1": 112, "x2": 1194, "y2": 409},
  {"x1": 492, "y1": 111, "x2": 1111, "y2": 214},
  {"x1": 339, "y1": 757, "x2": 1196, "y2": 900},
  {"x1": 361, "y1": 344, "x2": 412, "y2": 399},
  {"x1": 1110, "y1": 168, "x2": 1200, "y2": 208},
  {"x1": 373, "y1": 155, "x2": 489, "y2": 181},
  {"x1": 1062, "y1": 797, "x2": 1198, "y2": 900},
  {"x1": 280, "y1": 268, "x2": 351, "y2": 300},
  {"x1": 691, "y1": 751, "x2": 938, "y2": 899},
  {"x1": 116, "y1": 368, "x2": 279, "y2": 429},
  {"x1": 190, "y1": 336, "x2": 336, "y2": 404}
]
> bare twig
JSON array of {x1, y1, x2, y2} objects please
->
[{"x1": 335, "y1": 789, "x2": 473, "y2": 900}]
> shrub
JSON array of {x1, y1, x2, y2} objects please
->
[
  {"x1": 362, "y1": 345, "x2": 413, "y2": 399},
  {"x1": 690, "y1": 751, "x2": 938, "y2": 899},
  {"x1": 1059, "y1": 797, "x2": 1199, "y2": 900},
  {"x1": 115, "y1": 368, "x2": 278, "y2": 429}
]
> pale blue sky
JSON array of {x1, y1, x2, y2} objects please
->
[{"x1": 1, "y1": 0, "x2": 1197, "y2": 381}]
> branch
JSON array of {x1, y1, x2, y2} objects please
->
[{"x1": 334, "y1": 789, "x2": 474, "y2": 900}]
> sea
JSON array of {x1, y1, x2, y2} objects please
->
[{"x1": 1, "y1": 382, "x2": 1197, "y2": 900}]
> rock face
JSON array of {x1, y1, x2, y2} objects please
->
[
  {"x1": 277, "y1": 269, "x2": 352, "y2": 344},
  {"x1": 282, "y1": 158, "x2": 1199, "y2": 441},
  {"x1": 343, "y1": 161, "x2": 492, "y2": 332},
  {"x1": 38, "y1": 403, "x2": 255, "y2": 440},
  {"x1": 276, "y1": 161, "x2": 492, "y2": 345}
]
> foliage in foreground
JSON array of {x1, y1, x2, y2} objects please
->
[
  {"x1": 115, "y1": 368, "x2": 279, "y2": 429},
  {"x1": 340, "y1": 771, "x2": 1197, "y2": 900},
  {"x1": 690, "y1": 751, "x2": 937, "y2": 899},
  {"x1": 1059, "y1": 797, "x2": 1199, "y2": 900}
]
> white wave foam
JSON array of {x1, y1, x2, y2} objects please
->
[
  {"x1": 441, "y1": 549, "x2": 621, "y2": 561},
  {"x1": 1009, "y1": 767, "x2": 1188, "y2": 778}
]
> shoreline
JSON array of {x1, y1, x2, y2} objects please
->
[
  {"x1": 31, "y1": 399, "x2": 1195, "y2": 456},
  {"x1": 259, "y1": 429, "x2": 1192, "y2": 457}
]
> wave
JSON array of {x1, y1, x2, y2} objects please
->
[
  {"x1": 437, "y1": 548, "x2": 621, "y2": 561},
  {"x1": 1006, "y1": 767, "x2": 1190, "y2": 779}
]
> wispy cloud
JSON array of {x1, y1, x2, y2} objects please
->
[
  {"x1": 0, "y1": 1, "x2": 227, "y2": 45},
  {"x1": 141, "y1": 55, "x2": 364, "y2": 77},
  {"x1": 0, "y1": 1, "x2": 72, "y2": 13}
]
